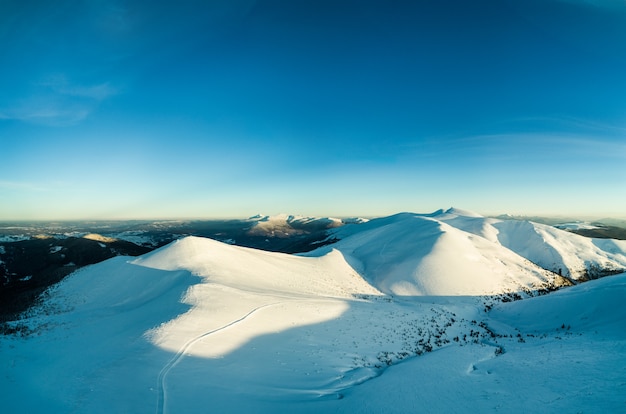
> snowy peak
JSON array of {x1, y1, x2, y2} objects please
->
[
  {"x1": 131, "y1": 235, "x2": 230, "y2": 272},
  {"x1": 132, "y1": 236, "x2": 380, "y2": 299},
  {"x1": 301, "y1": 208, "x2": 626, "y2": 296},
  {"x1": 246, "y1": 213, "x2": 367, "y2": 238},
  {"x1": 82, "y1": 233, "x2": 117, "y2": 243},
  {"x1": 134, "y1": 209, "x2": 626, "y2": 299},
  {"x1": 440, "y1": 207, "x2": 484, "y2": 218},
  {"x1": 435, "y1": 215, "x2": 626, "y2": 280},
  {"x1": 309, "y1": 214, "x2": 568, "y2": 296}
]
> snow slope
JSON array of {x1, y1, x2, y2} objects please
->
[
  {"x1": 433, "y1": 208, "x2": 626, "y2": 280},
  {"x1": 489, "y1": 271, "x2": 626, "y2": 337},
  {"x1": 0, "y1": 236, "x2": 471, "y2": 413},
  {"x1": 329, "y1": 271, "x2": 626, "y2": 413},
  {"x1": 309, "y1": 212, "x2": 569, "y2": 296},
  {"x1": 1, "y1": 210, "x2": 625, "y2": 413}
]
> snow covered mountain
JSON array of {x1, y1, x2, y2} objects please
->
[
  {"x1": 1, "y1": 209, "x2": 625, "y2": 413},
  {"x1": 433, "y1": 208, "x2": 626, "y2": 280},
  {"x1": 246, "y1": 213, "x2": 367, "y2": 238},
  {"x1": 309, "y1": 211, "x2": 569, "y2": 296}
]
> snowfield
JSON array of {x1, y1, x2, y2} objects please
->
[
  {"x1": 434, "y1": 208, "x2": 626, "y2": 280},
  {"x1": 1, "y1": 209, "x2": 625, "y2": 413}
]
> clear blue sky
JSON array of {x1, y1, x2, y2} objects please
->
[{"x1": 1, "y1": 0, "x2": 625, "y2": 220}]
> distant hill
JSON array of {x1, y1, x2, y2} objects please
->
[{"x1": 492, "y1": 214, "x2": 626, "y2": 240}]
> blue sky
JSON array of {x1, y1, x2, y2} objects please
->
[{"x1": 1, "y1": 0, "x2": 626, "y2": 220}]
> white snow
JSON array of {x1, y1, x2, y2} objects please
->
[
  {"x1": 0, "y1": 235, "x2": 30, "y2": 242},
  {"x1": 83, "y1": 233, "x2": 117, "y2": 243},
  {"x1": 309, "y1": 212, "x2": 568, "y2": 296},
  {"x1": 49, "y1": 246, "x2": 63, "y2": 254},
  {"x1": 247, "y1": 213, "x2": 346, "y2": 237},
  {"x1": 108, "y1": 231, "x2": 159, "y2": 247},
  {"x1": 489, "y1": 271, "x2": 626, "y2": 336},
  {"x1": 1, "y1": 209, "x2": 625, "y2": 413},
  {"x1": 430, "y1": 208, "x2": 626, "y2": 279},
  {"x1": 555, "y1": 221, "x2": 600, "y2": 230}
]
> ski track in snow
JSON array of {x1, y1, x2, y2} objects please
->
[{"x1": 155, "y1": 301, "x2": 285, "y2": 414}]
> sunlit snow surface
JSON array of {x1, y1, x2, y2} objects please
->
[{"x1": 1, "y1": 210, "x2": 625, "y2": 413}]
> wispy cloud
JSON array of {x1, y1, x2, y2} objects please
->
[
  {"x1": 40, "y1": 75, "x2": 119, "y2": 101},
  {"x1": 393, "y1": 131, "x2": 626, "y2": 168},
  {"x1": 0, "y1": 99, "x2": 91, "y2": 126},
  {"x1": 450, "y1": 133, "x2": 626, "y2": 167},
  {"x1": 0, "y1": 180, "x2": 51, "y2": 192},
  {"x1": 506, "y1": 115, "x2": 626, "y2": 136},
  {"x1": 0, "y1": 75, "x2": 119, "y2": 126}
]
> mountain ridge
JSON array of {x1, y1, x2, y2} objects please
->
[{"x1": 1, "y1": 209, "x2": 626, "y2": 413}]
